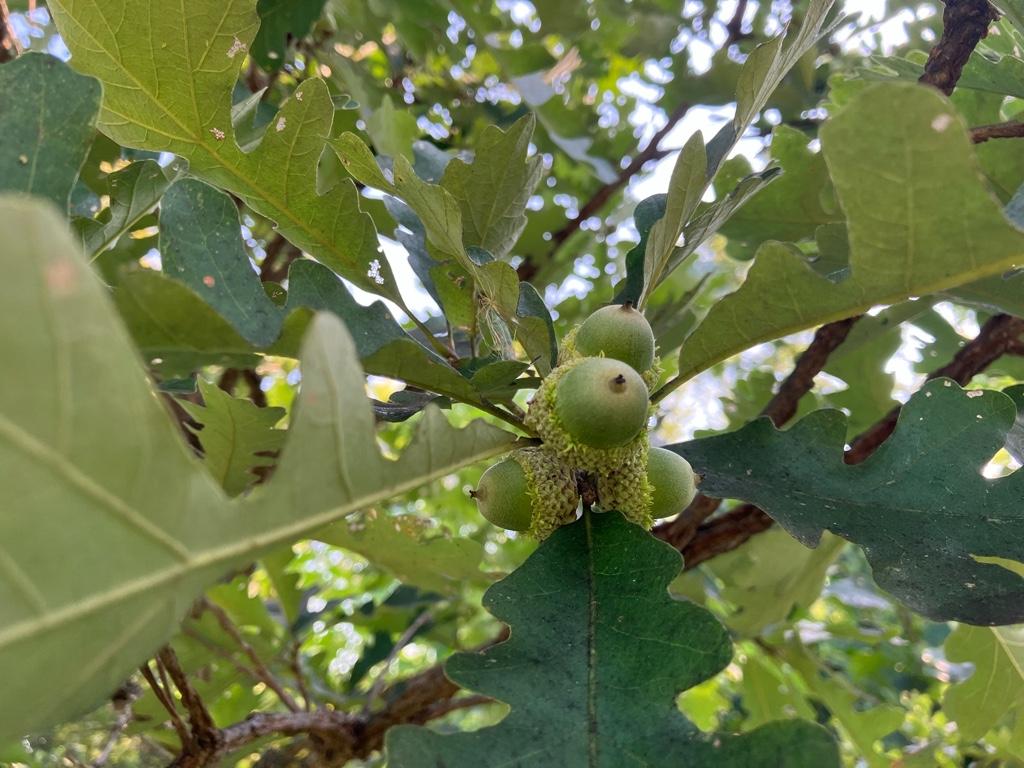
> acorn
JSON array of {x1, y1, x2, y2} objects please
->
[
  {"x1": 471, "y1": 458, "x2": 533, "y2": 532},
  {"x1": 555, "y1": 357, "x2": 649, "y2": 449},
  {"x1": 471, "y1": 449, "x2": 579, "y2": 538},
  {"x1": 646, "y1": 447, "x2": 697, "y2": 519},
  {"x1": 575, "y1": 303, "x2": 656, "y2": 373}
]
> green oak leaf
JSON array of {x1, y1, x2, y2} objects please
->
[
  {"x1": 160, "y1": 178, "x2": 283, "y2": 347},
  {"x1": 515, "y1": 281, "x2": 558, "y2": 376},
  {"x1": 686, "y1": 528, "x2": 846, "y2": 637},
  {"x1": 945, "y1": 624, "x2": 1024, "y2": 742},
  {"x1": 318, "y1": 509, "x2": 490, "y2": 595},
  {"x1": 671, "y1": 167, "x2": 782, "y2": 271},
  {"x1": 673, "y1": 378, "x2": 1024, "y2": 625},
  {"x1": 386, "y1": 512, "x2": 839, "y2": 767},
  {"x1": 114, "y1": 268, "x2": 263, "y2": 376},
  {"x1": 638, "y1": 0, "x2": 837, "y2": 304},
  {"x1": 614, "y1": 194, "x2": 667, "y2": 305},
  {"x1": 945, "y1": 269, "x2": 1024, "y2": 318},
  {"x1": 676, "y1": 82, "x2": 1024, "y2": 382},
  {"x1": 280, "y1": 260, "x2": 481, "y2": 403},
  {"x1": 441, "y1": 114, "x2": 543, "y2": 260},
  {"x1": 180, "y1": 379, "x2": 286, "y2": 497},
  {"x1": 366, "y1": 94, "x2": 419, "y2": 161},
  {"x1": 0, "y1": 53, "x2": 100, "y2": 210},
  {"x1": 114, "y1": 252, "x2": 482, "y2": 403},
  {"x1": 780, "y1": 643, "x2": 904, "y2": 767},
  {"x1": 332, "y1": 131, "x2": 522, "y2": 318},
  {"x1": 862, "y1": 38, "x2": 1024, "y2": 101},
  {"x1": 252, "y1": 0, "x2": 327, "y2": 71},
  {"x1": 714, "y1": 125, "x2": 841, "y2": 260},
  {"x1": 77, "y1": 159, "x2": 185, "y2": 259},
  {"x1": 740, "y1": 654, "x2": 816, "y2": 730},
  {"x1": 48, "y1": 0, "x2": 403, "y2": 303},
  {"x1": 0, "y1": 195, "x2": 516, "y2": 742},
  {"x1": 642, "y1": 133, "x2": 707, "y2": 301}
]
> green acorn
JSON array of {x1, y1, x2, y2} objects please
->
[
  {"x1": 554, "y1": 357, "x2": 649, "y2": 449},
  {"x1": 472, "y1": 458, "x2": 533, "y2": 531},
  {"x1": 647, "y1": 447, "x2": 697, "y2": 519},
  {"x1": 575, "y1": 303, "x2": 656, "y2": 373},
  {"x1": 471, "y1": 449, "x2": 579, "y2": 539}
]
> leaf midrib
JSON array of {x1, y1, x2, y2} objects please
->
[
  {"x1": 992, "y1": 628, "x2": 1024, "y2": 684},
  {"x1": 0, "y1": 416, "x2": 513, "y2": 650},
  {"x1": 585, "y1": 512, "x2": 598, "y2": 768},
  {"x1": 676, "y1": 252, "x2": 1024, "y2": 383}
]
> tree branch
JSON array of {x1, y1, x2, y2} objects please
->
[
  {"x1": 846, "y1": 313, "x2": 1024, "y2": 463},
  {"x1": 655, "y1": 316, "x2": 861, "y2": 548},
  {"x1": 158, "y1": 647, "x2": 219, "y2": 751},
  {"x1": 918, "y1": 0, "x2": 998, "y2": 95},
  {"x1": 0, "y1": 0, "x2": 20, "y2": 61},
  {"x1": 970, "y1": 120, "x2": 1024, "y2": 143},
  {"x1": 724, "y1": 0, "x2": 751, "y2": 44},
  {"x1": 199, "y1": 598, "x2": 302, "y2": 712},
  {"x1": 162, "y1": 631, "x2": 505, "y2": 767},
  {"x1": 523, "y1": 100, "x2": 691, "y2": 279},
  {"x1": 679, "y1": 313, "x2": 1024, "y2": 567},
  {"x1": 362, "y1": 608, "x2": 434, "y2": 715},
  {"x1": 139, "y1": 662, "x2": 190, "y2": 748}
]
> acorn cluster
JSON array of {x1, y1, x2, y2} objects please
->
[{"x1": 472, "y1": 303, "x2": 698, "y2": 539}]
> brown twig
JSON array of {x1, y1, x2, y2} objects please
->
[
  {"x1": 92, "y1": 685, "x2": 140, "y2": 767},
  {"x1": 533, "y1": 101, "x2": 692, "y2": 271},
  {"x1": 289, "y1": 642, "x2": 313, "y2": 711},
  {"x1": 0, "y1": 0, "x2": 21, "y2": 60},
  {"x1": 200, "y1": 598, "x2": 302, "y2": 712},
  {"x1": 918, "y1": 0, "x2": 999, "y2": 95},
  {"x1": 162, "y1": 631, "x2": 506, "y2": 767},
  {"x1": 725, "y1": 0, "x2": 751, "y2": 44},
  {"x1": 158, "y1": 648, "x2": 219, "y2": 747},
  {"x1": 216, "y1": 710, "x2": 357, "y2": 755},
  {"x1": 259, "y1": 234, "x2": 302, "y2": 284},
  {"x1": 139, "y1": 662, "x2": 190, "y2": 747},
  {"x1": 970, "y1": 121, "x2": 1024, "y2": 143},
  {"x1": 362, "y1": 609, "x2": 435, "y2": 715},
  {"x1": 681, "y1": 505, "x2": 774, "y2": 570},
  {"x1": 761, "y1": 316, "x2": 862, "y2": 426},
  {"x1": 847, "y1": 313, "x2": 1024, "y2": 463},
  {"x1": 655, "y1": 316, "x2": 861, "y2": 549},
  {"x1": 677, "y1": 313, "x2": 1024, "y2": 566},
  {"x1": 182, "y1": 625, "x2": 264, "y2": 684}
]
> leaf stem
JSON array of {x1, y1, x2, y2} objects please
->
[{"x1": 401, "y1": 302, "x2": 458, "y2": 363}]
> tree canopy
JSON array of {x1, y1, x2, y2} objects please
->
[{"x1": 4, "y1": 0, "x2": 1024, "y2": 766}]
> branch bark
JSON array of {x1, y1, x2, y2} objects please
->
[
  {"x1": 199, "y1": 598, "x2": 301, "y2": 712},
  {"x1": 655, "y1": 316, "x2": 861, "y2": 548},
  {"x1": 970, "y1": 120, "x2": 1024, "y2": 143},
  {"x1": 846, "y1": 313, "x2": 1024, "y2": 463},
  {"x1": 519, "y1": 100, "x2": 691, "y2": 281},
  {"x1": 668, "y1": 0, "x2": 1005, "y2": 567},
  {"x1": 161, "y1": 631, "x2": 505, "y2": 767},
  {"x1": 918, "y1": 0, "x2": 998, "y2": 95},
  {"x1": 678, "y1": 313, "x2": 1024, "y2": 568}
]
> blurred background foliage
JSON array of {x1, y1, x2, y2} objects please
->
[{"x1": 4, "y1": 0, "x2": 1024, "y2": 765}]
